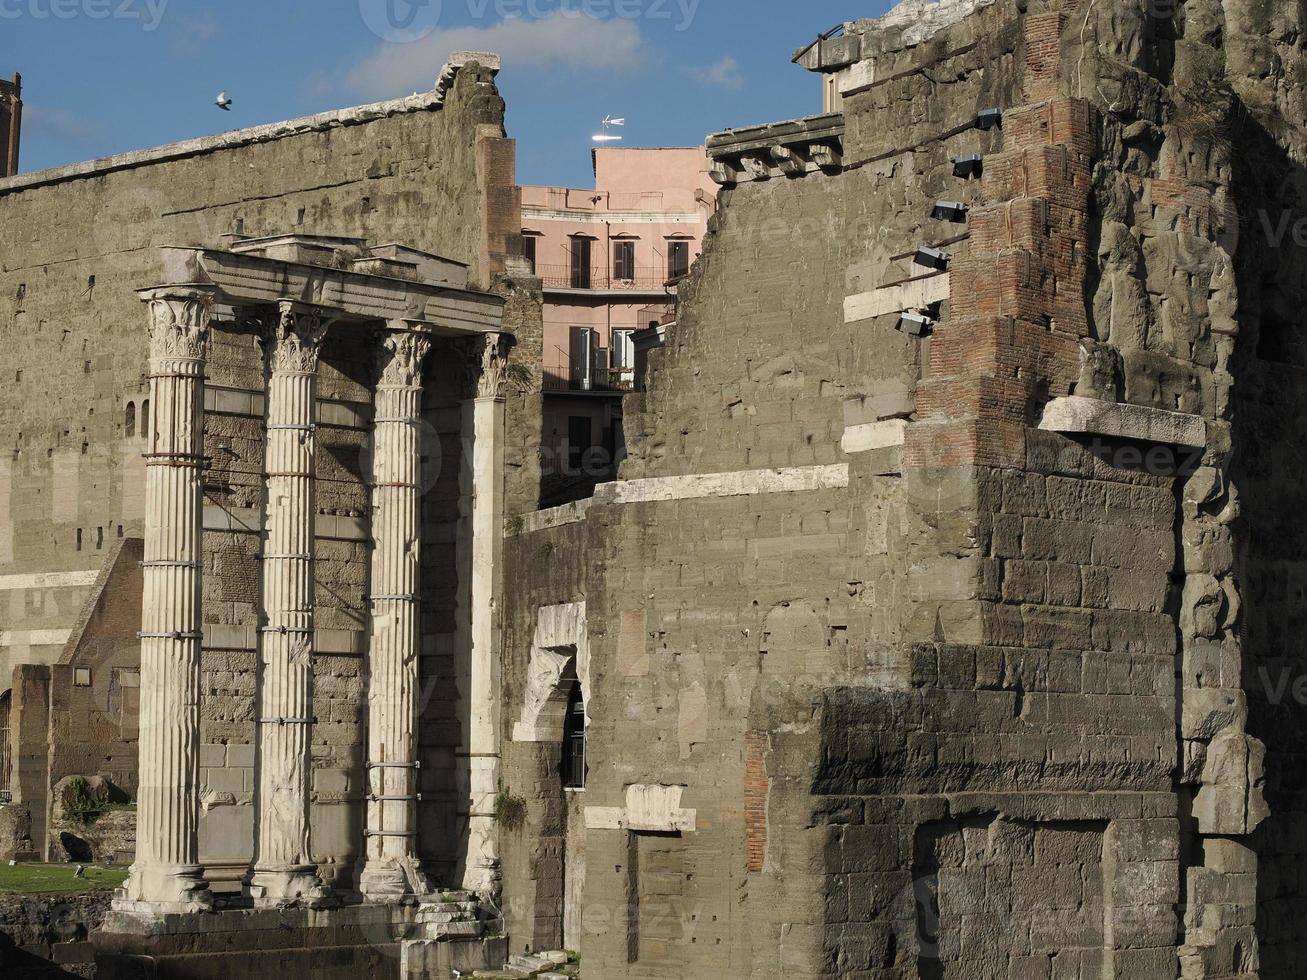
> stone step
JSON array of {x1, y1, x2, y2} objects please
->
[
  {"x1": 418, "y1": 899, "x2": 479, "y2": 912},
  {"x1": 418, "y1": 906, "x2": 480, "y2": 923},
  {"x1": 430, "y1": 920, "x2": 483, "y2": 939},
  {"x1": 507, "y1": 954, "x2": 554, "y2": 973}
]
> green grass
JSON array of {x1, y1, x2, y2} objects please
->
[{"x1": 0, "y1": 863, "x2": 128, "y2": 895}]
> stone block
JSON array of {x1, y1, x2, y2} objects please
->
[
  {"x1": 1193, "y1": 729, "x2": 1269, "y2": 836},
  {"x1": 1039, "y1": 395, "x2": 1206, "y2": 448},
  {"x1": 199, "y1": 743, "x2": 227, "y2": 769}
]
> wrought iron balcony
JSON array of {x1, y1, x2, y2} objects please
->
[
  {"x1": 543, "y1": 347, "x2": 636, "y2": 394},
  {"x1": 536, "y1": 264, "x2": 673, "y2": 293}
]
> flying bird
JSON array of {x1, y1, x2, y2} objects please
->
[{"x1": 215, "y1": 91, "x2": 232, "y2": 111}]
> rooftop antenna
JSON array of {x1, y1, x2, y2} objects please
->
[{"x1": 592, "y1": 115, "x2": 626, "y2": 143}]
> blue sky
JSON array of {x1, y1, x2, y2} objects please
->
[{"x1": 0, "y1": 0, "x2": 891, "y2": 188}]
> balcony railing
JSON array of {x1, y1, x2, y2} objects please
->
[
  {"x1": 536, "y1": 264, "x2": 674, "y2": 292},
  {"x1": 544, "y1": 347, "x2": 636, "y2": 394}
]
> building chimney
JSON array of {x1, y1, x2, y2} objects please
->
[{"x1": 0, "y1": 73, "x2": 22, "y2": 178}]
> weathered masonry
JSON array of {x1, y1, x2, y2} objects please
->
[
  {"x1": 5, "y1": 0, "x2": 1307, "y2": 976},
  {"x1": 497, "y1": 0, "x2": 1305, "y2": 977},
  {"x1": 0, "y1": 53, "x2": 543, "y2": 975}
]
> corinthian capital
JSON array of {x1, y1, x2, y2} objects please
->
[
  {"x1": 375, "y1": 323, "x2": 434, "y2": 388},
  {"x1": 268, "y1": 300, "x2": 333, "y2": 374},
  {"x1": 466, "y1": 332, "x2": 513, "y2": 400},
  {"x1": 140, "y1": 286, "x2": 216, "y2": 362}
]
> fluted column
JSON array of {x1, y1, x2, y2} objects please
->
[
  {"x1": 360, "y1": 322, "x2": 433, "y2": 901},
  {"x1": 462, "y1": 333, "x2": 510, "y2": 897},
  {"x1": 247, "y1": 301, "x2": 333, "y2": 908},
  {"x1": 116, "y1": 286, "x2": 215, "y2": 914}
]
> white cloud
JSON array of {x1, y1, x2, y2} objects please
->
[
  {"x1": 343, "y1": 12, "x2": 648, "y2": 99},
  {"x1": 686, "y1": 55, "x2": 743, "y2": 91}
]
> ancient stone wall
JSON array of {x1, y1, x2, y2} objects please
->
[
  {"x1": 0, "y1": 62, "x2": 502, "y2": 674},
  {"x1": 0, "y1": 58, "x2": 542, "y2": 895},
  {"x1": 500, "y1": 0, "x2": 1307, "y2": 976}
]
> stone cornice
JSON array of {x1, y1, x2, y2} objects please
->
[
  {"x1": 1039, "y1": 396, "x2": 1207, "y2": 449},
  {"x1": 707, "y1": 113, "x2": 845, "y2": 186},
  {"x1": 0, "y1": 52, "x2": 499, "y2": 198},
  {"x1": 151, "y1": 244, "x2": 507, "y2": 338}
]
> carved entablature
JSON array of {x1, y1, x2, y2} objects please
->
[
  {"x1": 463, "y1": 331, "x2": 513, "y2": 400},
  {"x1": 375, "y1": 322, "x2": 434, "y2": 389},
  {"x1": 707, "y1": 112, "x2": 845, "y2": 187},
  {"x1": 268, "y1": 300, "x2": 334, "y2": 374},
  {"x1": 141, "y1": 286, "x2": 216, "y2": 363}
]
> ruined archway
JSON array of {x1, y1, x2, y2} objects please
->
[{"x1": 511, "y1": 602, "x2": 590, "y2": 954}]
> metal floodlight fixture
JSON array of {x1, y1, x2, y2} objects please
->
[
  {"x1": 953, "y1": 154, "x2": 983, "y2": 179},
  {"x1": 932, "y1": 200, "x2": 968, "y2": 223},
  {"x1": 897, "y1": 312, "x2": 934, "y2": 337},
  {"x1": 976, "y1": 108, "x2": 1003, "y2": 130},
  {"x1": 914, "y1": 246, "x2": 950, "y2": 271}
]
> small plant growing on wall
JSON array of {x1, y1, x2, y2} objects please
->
[
  {"x1": 63, "y1": 778, "x2": 102, "y2": 826},
  {"x1": 536, "y1": 541, "x2": 555, "y2": 564},
  {"x1": 494, "y1": 787, "x2": 527, "y2": 832},
  {"x1": 505, "y1": 515, "x2": 524, "y2": 537},
  {"x1": 60, "y1": 776, "x2": 135, "y2": 826}
]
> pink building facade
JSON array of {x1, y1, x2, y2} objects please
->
[{"x1": 521, "y1": 147, "x2": 715, "y2": 502}]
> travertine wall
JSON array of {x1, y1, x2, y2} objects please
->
[
  {"x1": 0, "y1": 59, "x2": 543, "y2": 892},
  {"x1": 499, "y1": 0, "x2": 1306, "y2": 977}
]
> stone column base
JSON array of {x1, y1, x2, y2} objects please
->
[
  {"x1": 461, "y1": 858, "x2": 502, "y2": 901},
  {"x1": 359, "y1": 857, "x2": 431, "y2": 903},
  {"x1": 247, "y1": 865, "x2": 334, "y2": 909},
  {"x1": 114, "y1": 864, "x2": 213, "y2": 915}
]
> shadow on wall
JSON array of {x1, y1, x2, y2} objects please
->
[{"x1": 1226, "y1": 68, "x2": 1307, "y2": 980}]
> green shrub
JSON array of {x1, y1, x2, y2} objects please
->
[
  {"x1": 494, "y1": 788, "x2": 527, "y2": 832},
  {"x1": 63, "y1": 778, "x2": 100, "y2": 826}
]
